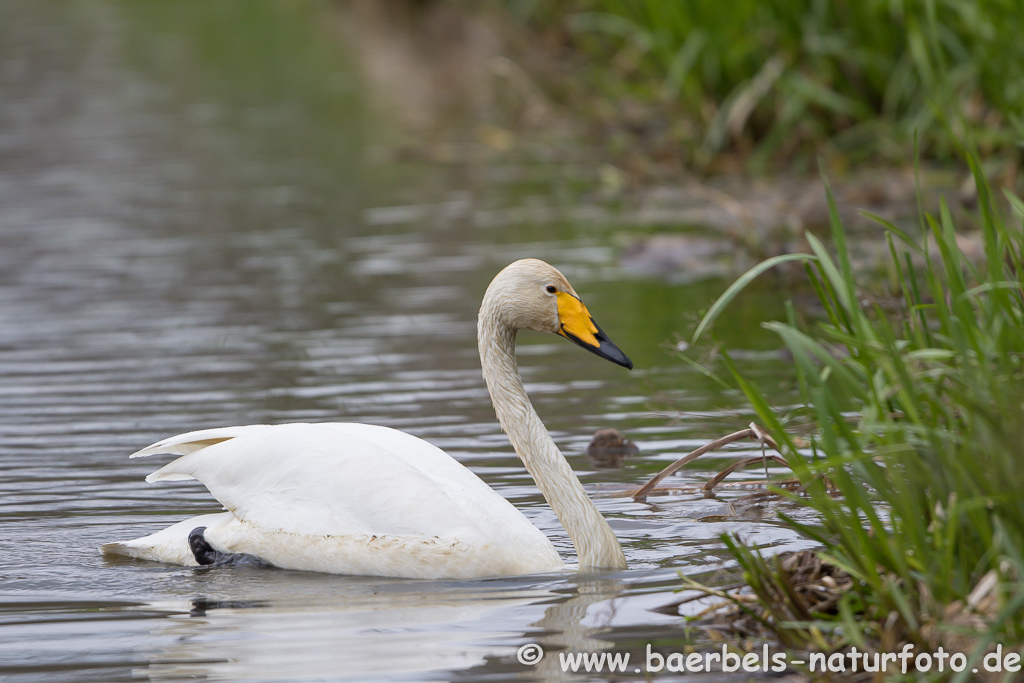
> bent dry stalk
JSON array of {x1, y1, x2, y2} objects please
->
[{"x1": 631, "y1": 423, "x2": 790, "y2": 502}]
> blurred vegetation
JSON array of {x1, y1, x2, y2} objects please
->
[
  {"x1": 116, "y1": 0, "x2": 363, "y2": 219},
  {"x1": 689, "y1": 160, "x2": 1024, "y2": 663},
  {"x1": 495, "y1": 0, "x2": 1024, "y2": 174}
]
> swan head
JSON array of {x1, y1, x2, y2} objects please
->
[{"x1": 481, "y1": 259, "x2": 633, "y2": 369}]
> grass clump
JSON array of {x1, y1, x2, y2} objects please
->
[
  {"x1": 689, "y1": 158, "x2": 1024, "y2": 669},
  {"x1": 498, "y1": 0, "x2": 1024, "y2": 170}
]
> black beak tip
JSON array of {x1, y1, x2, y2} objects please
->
[
  {"x1": 593, "y1": 325, "x2": 633, "y2": 370},
  {"x1": 562, "y1": 321, "x2": 634, "y2": 370},
  {"x1": 602, "y1": 342, "x2": 633, "y2": 370}
]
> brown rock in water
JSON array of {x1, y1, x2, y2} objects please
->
[{"x1": 586, "y1": 428, "x2": 639, "y2": 469}]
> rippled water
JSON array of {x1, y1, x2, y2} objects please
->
[{"x1": 0, "y1": 3, "x2": 816, "y2": 681}]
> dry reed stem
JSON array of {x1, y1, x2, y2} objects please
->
[
  {"x1": 668, "y1": 551, "x2": 854, "y2": 641},
  {"x1": 632, "y1": 422, "x2": 786, "y2": 501},
  {"x1": 702, "y1": 455, "x2": 791, "y2": 492}
]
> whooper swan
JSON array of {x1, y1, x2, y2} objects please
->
[{"x1": 101, "y1": 259, "x2": 632, "y2": 578}]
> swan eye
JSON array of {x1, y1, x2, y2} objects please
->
[{"x1": 545, "y1": 285, "x2": 557, "y2": 295}]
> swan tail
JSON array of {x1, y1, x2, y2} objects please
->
[
  {"x1": 99, "y1": 512, "x2": 235, "y2": 566},
  {"x1": 98, "y1": 539, "x2": 194, "y2": 564}
]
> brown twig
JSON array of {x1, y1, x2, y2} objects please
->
[
  {"x1": 631, "y1": 429, "x2": 750, "y2": 501},
  {"x1": 632, "y1": 423, "x2": 786, "y2": 501},
  {"x1": 650, "y1": 582, "x2": 747, "y2": 615},
  {"x1": 702, "y1": 455, "x2": 791, "y2": 492}
]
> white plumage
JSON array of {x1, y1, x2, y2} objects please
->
[{"x1": 102, "y1": 259, "x2": 632, "y2": 578}]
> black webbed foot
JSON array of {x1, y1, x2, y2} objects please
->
[
  {"x1": 188, "y1": 526, "x2": 270, "y2": 568},
  {"x1": 188, "y1": 526, "x2": 218, "y2": 565}
]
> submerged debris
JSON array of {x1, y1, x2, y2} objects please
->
[
  {"x1": 664, "y1": 550, "x2": 853, "y2": 634},
  {"x1": 586, "y1": 428, "x2": 639, "y2": 468},
  {"x1": 668, "y1": 553, "x2": 1012, "y2": 681}
]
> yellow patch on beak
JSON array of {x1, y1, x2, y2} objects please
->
[{"x1": 556, "y1": 292, "x2": 600, "y2": 348}]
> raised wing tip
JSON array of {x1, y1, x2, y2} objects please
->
[
  {"x1": 145, "y1": 471, "x2": 196, "y2": 483},
  {"x1": 128, "y1": 438, "x2": 180, "y2": 459},
  {"x1": 129, "y1": 434, "x2": 238, "y2": 459}
]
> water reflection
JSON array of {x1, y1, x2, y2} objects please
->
[
  {"x1": 134, "y1": 574, "x2": 640, "y2": 683},
  {"x1": 527, "y1": 578, "x2": 626, "y2": 683},
  {"x1": 142, "y1": 577, "x2": 558, "y2": 681}
]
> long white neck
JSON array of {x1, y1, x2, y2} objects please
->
[{"x1": 478, "y1": 309, "x2": 627, "y2": 571}]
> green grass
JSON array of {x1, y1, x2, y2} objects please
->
[
  {"x1": 690, "y1": 157, "x2": 1024, "y2": 668},
  {"x1": 498, "y1": 0, "x2": 1024, "y2": 171}
]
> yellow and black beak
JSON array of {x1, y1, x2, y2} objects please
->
[{"x1": 555, "y1": 292, "x2": 633, "y2": 370}]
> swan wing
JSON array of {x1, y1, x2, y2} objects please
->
[{"x1": 134, "y1": 423, "x2": 545, "y2": 544}]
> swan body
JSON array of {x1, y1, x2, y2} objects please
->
[{"x1": 102, "y1": 259, "x2": 632, "y2": 578}]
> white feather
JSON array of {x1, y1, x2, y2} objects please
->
[{"x1": 112, "y1": 423, "x2": 561, "y2": 578}]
